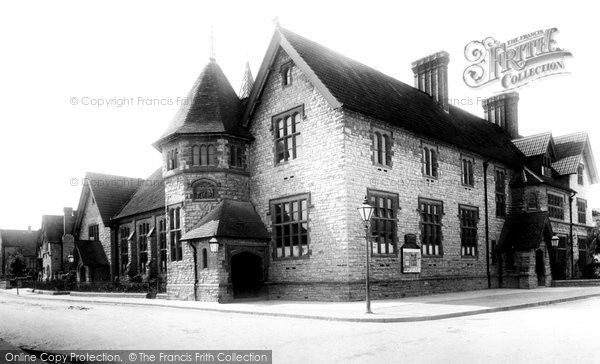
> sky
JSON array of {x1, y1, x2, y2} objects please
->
[{"x1": 0, "y1": 0, "x2": 598, "y2": 229}]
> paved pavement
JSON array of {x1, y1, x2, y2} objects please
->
[{"x1": 2, "y1": 286, "x2": 600, "y2": 323}]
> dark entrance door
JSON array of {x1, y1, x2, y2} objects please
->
[
  {"x1": 552, "y1": 236, "x2": 568, "y2": 280},
  {"x1": 230, "y1": 252, "x2": 263, "y2": 299},
  {"x1": 535, "y1": 249, "x2": 545, "y2": 286}
]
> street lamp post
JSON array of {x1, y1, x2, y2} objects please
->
[{"x1": 357, "y1": 197, "x2": 376, "y2": 314}]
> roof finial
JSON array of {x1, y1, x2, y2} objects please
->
[
  {"x1": 209, "y1": 26, "x2": 216, "y2": 61},
  {"x1": 239, "y1": 61, "x2": 254, "y2": 99},
  {"x1": 272, "y1": 16, "x2": 280, "y2": 28}
]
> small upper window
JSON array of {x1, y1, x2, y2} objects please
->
[
  {"x1": 167, "y1": 149, "x2": 179, "y2": 171},
  {"x1": 281, "y1": 62, "x2": 293, "y2": 87},
  {"x1": 461, "y1": 156, "x2": 474, "y2": 187},
  {"x1": 229, "y1": 144, "x2": 246, "y2": 168},
  {"x1": 541, "y1": 154, "x2": 552, "y2": 177},
  {"x1": 373, "y1": 131, "x2": 392, "y2": 167},
  {"x1": 273, "y1": 106, "x2": 304, "y2": 164},
  {"x1": 422, "y1": 145, "x2": 438, "y2": 178},
  {"x1": 577, "y1": 164, "x2": 584, "y2": 185}
]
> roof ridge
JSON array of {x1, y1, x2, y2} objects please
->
[{"x1": 512, "y1": 131, "x2": 552, "y2": 141}]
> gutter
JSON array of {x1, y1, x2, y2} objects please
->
[
  {"x1": 189, "y1": 242, "x2": 198, "y2": 301},
  {"x1": 483, "y1": 160, "x2": 492, "y2": 289}
]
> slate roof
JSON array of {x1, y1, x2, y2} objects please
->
[
  {"x1": 554, "y1": 132, "x2": 587, "y2": 159},
  {"x1": 270, "y1": 27, "x2": 523, "y2": 166},
  {"x1": 41, "y1": 215, "x2": 64, "y2": 242},
  {"x1": 552, "y1": 155, "x2": 581, "y2": 175},
  {"x1": 84, "y1": 172, "x2": 142, "y2": 224},
  {"x1": 510, "y1": 166, "x2": 574, "y2": 192},
  {"x1": 74, "y1": 240, "x2": 109, "y2": 267},
  {"x1": 512, "y1": 132, "x2": 553, "y2": 157},
  {"x1": 0, "y1": 229, "x2": 40, "y2": 256},
  {"x1": 113, "y1": 168, "x2": 165, "y2": 220},
  {"x1": 180, "y1": 199, "x2": 270, "y2": 241},
  {"x1": 498, "y1": 211, "x2": 553, "y2": 252},
  {"x1": 155, "y1": 60, "x2": 252, "y2": 147}
]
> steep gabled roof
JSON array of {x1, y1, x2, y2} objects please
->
[
  {"x1": 154, "y1": 59, "x2": 252, "y2": 149},
  {"x1": 180, "y1": 199, "x2": 270, "y2": 241},
  {"x1": 553, "y1": 132, "x2": 598, "y2": 182},
  {"x1": 113, "y1": 168, "x2": 165, "y2": 220},
  {"x1": 510, "y1": 166, "x2": 574, "y2": 192},
  {"x1": 498, "y1": 211, "x2": 553, "y2": 252},
  {"x1": 41, "y1": 215, "x2": 64, "y2": 242},
  {"x1": 0, "y1": 229, "x2": 40, "y2": 255},
  {"x1": 512, "y1": 132, "x2": 554, "y2": 157},
  {"x1": 243, "y1": 27, "x2": 523, "y2": 166},
  {"x1": 75, "y1": 172, "x2": 141, "y2": 227}
]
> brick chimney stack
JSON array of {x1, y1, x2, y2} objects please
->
[
  {"x1": 63, "y1": 207, "x2": 75, "y2": 235},
  {"x1": 482, "y1": 92, "x2": 519, "y2": 139},
  {"x1": 412, "y1": 51, "x2": 450, "y2": 112}
]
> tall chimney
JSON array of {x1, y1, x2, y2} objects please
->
[
  {"x1": 482, "y1": 92, "x2": 519, "y2": 139},
  {"x1": 412, "y1": 51, "x2": 450, "y2": 112},
  {"x1": 63, "y1": 207, "x2": 75, "y2": 235}
]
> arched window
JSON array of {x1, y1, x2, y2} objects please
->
[
  {"x1": 202, "y1": 248, "x2": 208, "y2": 269},
  {"x1": 422, "y1": 146, "x2": 438, "y2": 177},
  {"x1": 192, "y1": 145, "x2": 200, "y2": 166},
  {"x1": 200, "y1": 145, "x2": 208, "y2": 165},
  {"x1": 208, "y1": 145, "x2": 217, "y2": 165}
]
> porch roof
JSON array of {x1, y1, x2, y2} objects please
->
[
  {"x1": 74, "y1": 240, "x2": 109, "y2": 267},
  {"x1": 498, "y1": 211, "x2": 553, "y2": 252},
  {"x1": 180, "y1": 199, "x2": 270, "y2": 241}
]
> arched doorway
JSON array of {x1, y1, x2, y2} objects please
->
[
  {"x1": 230, "y1": 252, "x2": 263, "y2": 299},
  {"x1": 535, "y1": 249, "x2": 545, "y2": 286}
]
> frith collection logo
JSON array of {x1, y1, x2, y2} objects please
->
[{"x1": 463, "y1": 28, "x2": 572, "y2": 90}]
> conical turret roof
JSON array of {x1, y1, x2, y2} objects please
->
[{"x1": 155, "y1": 59, "x2": 252, "y2": 147}]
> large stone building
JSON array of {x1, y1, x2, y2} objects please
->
[
  {"x1": 0, "y1": 227, "x2": 39, "y2": 277},
  {"x1": 68, "y1": 26, "x2": 598, "y2": 302}
]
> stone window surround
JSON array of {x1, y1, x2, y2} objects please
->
[
  {"x1": 367, "y1": 188, "x2": 399, "y2": 256},
  {"x1": 158, "y1": 218, "x2": 167, "y2": 273},
  {"x1": 371, "y1": 127, "x2": 393, "y2": 168},
  {"x1": 229, "y1": 143, "x2": 247, "y2": 169},
  {"x1": 269, "y1": 192, "x2": 311, "y2": 260},
  {"x1": 271, "y1": 105, "x2": 305, "y2": 165},
  {"x1": 169, "y1": 204, "x2": 183, "y2": 262},
  {"x1": 280, "y1": 61, "x2": 293, "y2": 88},
  {"x1": 191, "y1": 144, "x2": 218, "y2": 167},
  {"x1": 88, "y1": 224, "x2": 99, "y2": 241},
  {"x1": 460, "y1": 154, "x2": 475, "y2": 187},
  {"x1": 418, "y1": 197, "x2": 444, "y2": 257},
  {"x1": 421, "y1": 142, "x2": 439, "y2": 179},
  {"x1": 167, "y1": 148, "x2": 179, "y2": 171},
  {"x1": 494, "y1": 167, "x2": 507, "y2": 218},
  {"x1": 137, "y1": 221, "x2": 150, "y2": 274},
  {"x1": 548, "y1": 192, "x2": 565, "y2": 220},
  {"x1": 458, "y1": 204, "x2": 479, "y2": 258},
  {"x1": 119, "y1": 226, "x2": 130, "y2": 274}
]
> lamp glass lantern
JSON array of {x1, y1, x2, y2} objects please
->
[
  {"x1": 209, "y1": 237, "x2": 219, "y2": 253},
  {"x1": 68, "y1": 254, "x2": 74, "y2": 263},
  {"x1": 551, "y1": 234, "x2": 560, "y2": 248},
  {"x1": 357, "y1": 197, "x2": 376, "y2": 223}
]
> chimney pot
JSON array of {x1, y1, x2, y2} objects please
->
[
  {"x1": 412, "y1": 51, "x2": 450, "y2": 112},
  {"x1": 482, "y1": 92, "x2": 519, "y2": 139}
]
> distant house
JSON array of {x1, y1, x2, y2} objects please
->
[
  {"x1": 39, "y1": 208, "x2": 76, "y2": 280},
  {"x1": 0, "y1": 227, "x2": 40, "y2": 277}
]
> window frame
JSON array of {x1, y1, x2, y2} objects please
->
[
  {"x1": 280, "y1": 61, "x2": 293, "y2": 88},
  {"x1": 460, "y1": 155, "x2": 475, "y2": 187},
  {"x1": 577, "y1": 198, "x2": 587, "y2": 224},
  {"x1": 137, "y1": 222, "x2": 150, "y2": 274},
  {"x1": 495, "y1": 168, "x2": 507, "y2": 217},
  {"x1": 119, "y1": 226, "x2": 130, "y2": 273},
  {"x1": 158, "y1": 218, "x2": 167, "y2": 273},
  {"x1": 372, "y1": 129, "x2": 393, "y2": 168},
  {"x1": 541, "y1": 154, "x2": 552, "y2": 177},
  {"x1": 421, "y1": 143, "x2": 439, "y2": 179},
  {"x1": 548, "y1": 192, "x2": 565, "y2": 220},
  {"x1": 459, "y1": 204, "x2": 479, "y2": 257},
  {"x1": 270, "y1": 193, "x2": 310, "y2": 259},
  {"x1": 577, "y1": 164, "x2": 584, "y2": 185},
  {"x1": 88, "y1": 224, "x2": 99, "y2": 241},
  {"x1": 419, "y1": 198, "x2": 444, "y2": 256},
  {"x1": 272, "y1": 105, "x2": 304, "y2": 165},
  {"x1": 229, "y1": 143, "x2": 247, "y2": 169},
  {"x1": 167, "y1": 148, "x2": 179, "y2": 171},
  {"x1": 169, "y1": 206, "x2": 183, "y2": 262},
  {"x1": 367, "y1": 189, "x2": 399, "y2": 256}
]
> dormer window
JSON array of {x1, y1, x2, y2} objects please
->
[
  {"x1": 541, "y1": 154, "x2": 552, "y2": 177},
  {"x1": 281, "y1": 62, "x2": 293, "y2": 88}
]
